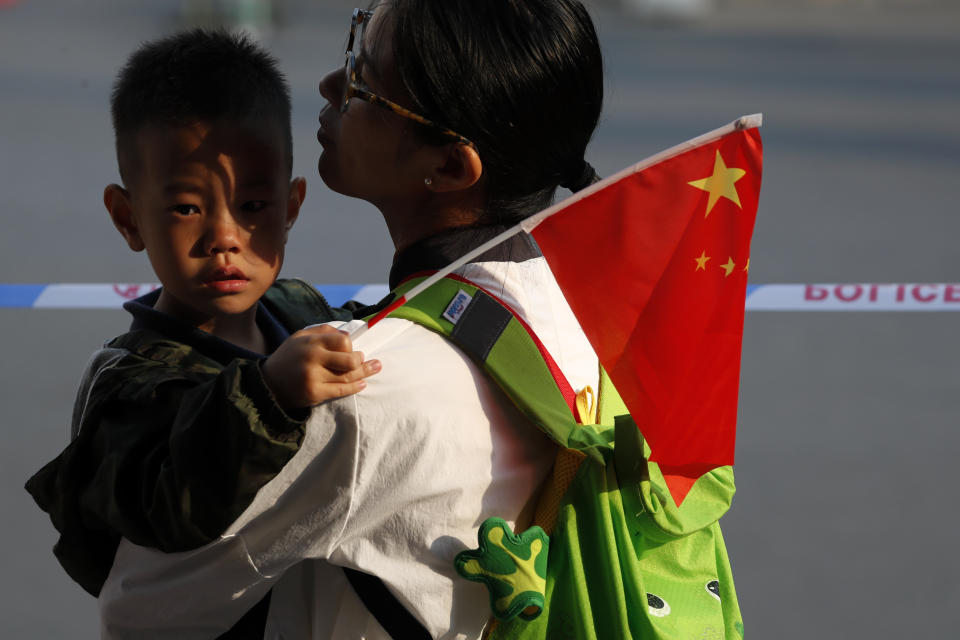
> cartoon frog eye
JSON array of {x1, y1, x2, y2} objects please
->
[
  {"x1": 647, "y1": 592, "x2": 671, "y2": 617},
  {"x1": 706, "y1": 580, "x2": 721, "y2": 602}
]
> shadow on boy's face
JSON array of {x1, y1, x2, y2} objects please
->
[{"x1": 117, "y1": 118, "x2": 303, "y2": 330}]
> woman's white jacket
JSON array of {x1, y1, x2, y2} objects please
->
[{"x1": 99, "y1": 256, "x2": 598, "y2": 640}]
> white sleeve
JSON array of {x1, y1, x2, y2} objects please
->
[
  {"x1": 99, "y1": 535, "x2": 277, "y2": 639},
  {"x1": 98, "y1": 390, "x2": 360, "y2": 639},
  {"x1": 99, "y1": 315, "x2": 556, "y2": 638},
  {"x1": 97, "y1": 318, "x2": 473, "y2": 637},
  {"x1": 229, "y1": 317, "x2": 504, "y2": 572}
]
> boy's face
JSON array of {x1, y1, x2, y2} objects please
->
[{"x1": 107, "y1": 120, "x2": 305, "y2": 329}]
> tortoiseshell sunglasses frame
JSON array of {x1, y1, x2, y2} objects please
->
[{"x1": 342, "y1": 8, "x2": 474, "y2": 147}]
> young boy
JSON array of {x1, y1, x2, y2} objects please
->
[{"x1": 25, "y1": 29, "x2": 379, "y2": 611}]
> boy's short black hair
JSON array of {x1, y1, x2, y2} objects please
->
[{"x1": 110, "y1": 29, "x2": 293, "y2": 185}]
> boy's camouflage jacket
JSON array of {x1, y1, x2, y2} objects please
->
[{"x1": 25, "y1": 279, "x2": 353, "y2": 597}]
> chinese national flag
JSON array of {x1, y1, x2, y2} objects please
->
[{"x1": 525, "y1": 117, "x2": 763, "y2": 506}]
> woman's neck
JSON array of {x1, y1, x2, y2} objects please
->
[
  {"x1": 379, "y1": 192, "x2": 486, "y2": 254},
  {"x1": 388, "y1": 224, "x2": 541, "y2": 290}
]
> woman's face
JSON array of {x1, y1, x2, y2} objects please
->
[{"x1": 317, "y1": 7, "x2": 429, "y2": 207}]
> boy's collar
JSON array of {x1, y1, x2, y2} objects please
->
[{"x1": 123, "y1": 288, "x2": 289, "y2": 365}]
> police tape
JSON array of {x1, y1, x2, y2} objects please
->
[
  {"x1": 1, "y1": 283, "x2": 959, "y2": 311},
  {"x1": 0, "y1": 284, "x2": 389, "y2": 309}
]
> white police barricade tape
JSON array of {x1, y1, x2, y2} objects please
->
[
  {"x1": 0, "y1": 284, "x2": 391, "y2": 309},
  {"x1": 745, "y1": 283, "x2": 960, "y2": 311},
  {"x1": 1, "y1": 283, "x2": 959, "y2": 311}
]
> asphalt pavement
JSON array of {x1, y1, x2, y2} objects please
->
[{"x1": 2, "y1": 0, "x2": 959, "y2": 637}]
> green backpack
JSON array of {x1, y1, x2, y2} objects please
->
[{"x1": 380, "y1": 274, "x2": 743, "y2": 640}]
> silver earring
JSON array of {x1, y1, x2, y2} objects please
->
[{"x1": 424, "y1": 177, "x2": 433, "y2": 186}]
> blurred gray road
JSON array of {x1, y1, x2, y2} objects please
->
[{"x1": 2, "y1": 0, "x2": 959, "y2": 637}]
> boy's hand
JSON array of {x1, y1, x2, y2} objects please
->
[{"x1": 262, "y1": 325, "x2": 381, "y2": 410}]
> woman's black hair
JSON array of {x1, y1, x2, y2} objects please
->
[{"x1": 386, "y1": 0, "x2": 604, "y2": 223}]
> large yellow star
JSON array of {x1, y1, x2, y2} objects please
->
[
  {"x1": 694, "y1": 250, "x2": 710, "y2": 271},
  {"x1": 688, "y1": 150, "x2": 746, "y2": 218}
]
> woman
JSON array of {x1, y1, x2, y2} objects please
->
[{"x1": 99, "y1": 1, "x2": 606, "y2": 638}]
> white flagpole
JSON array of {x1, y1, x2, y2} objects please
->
[{"x1": 349, "y1": 113, "x2": 763, "y2": 339}]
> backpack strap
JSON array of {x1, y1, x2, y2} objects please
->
[{"x1": 384, "y1": 274, "x2": 613, "y2": 458}]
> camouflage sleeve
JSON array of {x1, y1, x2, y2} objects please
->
[
  {"x1": 26, "y1": 354, "x2": 305, "y2": 595},
  {"x1": 262, "y1": 278, "x2": 354, "y2": 327}
]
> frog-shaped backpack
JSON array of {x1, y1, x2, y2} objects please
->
[{"x1": 380, "y1": 274, "x2": 744, "y2": 640}]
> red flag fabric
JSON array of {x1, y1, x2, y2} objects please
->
[{"x1": 527, "y1": 119, "x2": 763, "y2": 506}]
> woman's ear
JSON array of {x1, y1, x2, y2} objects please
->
[
  {"x1": 285, "y1": 177, "x2": 307, "y2": 239},
  {"x1": 104, "y1": 184, "x2": 145, "y2": 252},
  {"x1": 425, "y1": 143, "x2": 483, "y2": 193}
]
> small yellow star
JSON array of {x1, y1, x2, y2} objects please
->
[
  {"x1": 688, "y1": 150, "x2": 747, "y2": 218},
  {"x1": 720, "y1": 257, "x2": 736, "y2": 277},
  {"x1": 694, "y1": 250, "x2": 711, "y2": 271},
  {"x1": 743, "y1": 258, "x2": 751, "y2": 273}
]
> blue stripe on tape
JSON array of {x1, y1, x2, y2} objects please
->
[
  {"x1": 0, "y1": 284, "x2": 46, "y2": 308},
  {"x1": 0, "y1": 284, "x2": 378, "y2": 308},
  {"x1": 4, "y1": 284, "x2": 960, "y2": 311}
]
